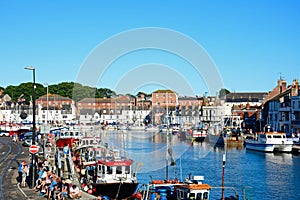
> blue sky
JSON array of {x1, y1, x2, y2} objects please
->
[{"x1": 1, "y1": 1, "x2": 300, "y2": 96}]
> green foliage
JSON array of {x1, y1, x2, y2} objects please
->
[
  {"x1": 1, "y1": 82, "x2": 117, "y2": 103},
  {"x1": 219, "y1": 88, "x2": 230, "y2": 98}
]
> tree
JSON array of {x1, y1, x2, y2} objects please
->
[
  {"x1": 219, "y1": 88, "x2": 230, "y2": 98},
  {"x1": 1, "y1": 82, "x2": 117, "y2": 103}
]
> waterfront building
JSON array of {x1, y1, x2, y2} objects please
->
[
  {"x1": 151, "y1": 89, "x2": 177, "y2": 109},
  {"x1": 178, "y1": 96, "x2": 203, "y2": 126},
  {"x1": 223, "y1": 92, "x2": 267, "y2": 132},
  {"x1": 135, "y1": 92, "x2": 151, "y2": 110},
  {"x1": 262, "y1": 79, "x2": 300, "y2": 135},
  {"x1": 200, "y1": 104, "x2": 232, "y2": 125},
  {"x1": 36, "y1": 94, "x2": 76, "y2": 124}
]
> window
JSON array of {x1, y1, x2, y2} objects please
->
[
  {"x1": 189, "y1": 193, "x2": 195, "y2": 199},
  {"x1": 196, "y1": 193, "x2": 202, "y2": 200},
  {"x1": 203, "y1": 192, "x2": 209, "y2": 200},
  {"x1": 116, "y1": 166, "x2": 122, "y2": 174}
]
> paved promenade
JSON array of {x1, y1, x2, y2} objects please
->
[{"x1": 1, "y1": 137, "x2": 96, "y2": 200}]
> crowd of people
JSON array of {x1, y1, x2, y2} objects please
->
[{"x1": 18, "y1": 158, "x2": 82, "y2": 200}]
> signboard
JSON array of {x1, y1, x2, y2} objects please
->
[{"x1": 29, "y1": 145, "x2": 39, "y2": 154}]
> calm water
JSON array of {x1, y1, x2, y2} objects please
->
[{"x1": 100, "y1": 130, "x2": 300, "y2": 200}]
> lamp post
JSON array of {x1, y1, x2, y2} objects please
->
[
  {"x1": 25, "y1": 66, "x2": 36, "y2": 188},
  {"x1": 44, "y1": 83, "x2": 49, "y2": 124}
]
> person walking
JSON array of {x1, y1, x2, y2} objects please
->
[
  {"x1": 18, "y1": 161, "x2": 25, "y2": 184},
  {"x1": 21, "y1": 163, "x2": 29, "y2": 187}
]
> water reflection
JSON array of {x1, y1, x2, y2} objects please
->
[{"x1": 99, "y1": 130, "x2": 300, "y2": 199}]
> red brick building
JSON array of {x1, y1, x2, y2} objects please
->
[{"x1": 151, "y1": 90, "x2": 177, "y2": 109}]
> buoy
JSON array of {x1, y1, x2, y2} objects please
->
[
  {"x1": 135, "y1": 192, "x2": 142, "y2": 199},
  {"x1": 88, "y1": 189, "x2": 93, "y2": 194}
]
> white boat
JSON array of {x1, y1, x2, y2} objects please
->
[
  {"x1": 187, "y1": 125, "x2": 208, "y2": 142},
  {"x1": 117, "y1": 124, "x2": 128, "y2": 130},
  {"x1": 128, "y1": 125, "x2": 145, "y2": 131},
  {"x1": 144, "y1": 125, "x2": 159, "y2": 132},
  {"x1": 245, "y1": 132, "x2": 293, "y2": 152}
]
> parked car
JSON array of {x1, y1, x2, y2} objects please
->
[
  {"x1": 22, "y1": 138, "x2": 32, "y2": 147},
  {"x1": 0, "y1": 130, "x2": 10, "y2": 137},
  {"x1": 19, "y1": 132, "x2": 29, "y2": 141}
]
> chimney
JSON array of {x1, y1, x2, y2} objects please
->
[
  {"x1": 278, "y1": 79, "x2": 286, "y2": 93},
  {"x1": 291, "y1": 79, "x2": 299, "y2": 96},
  {"x1": 281, "y1": 80, "x2": 287, "y2": 91}
]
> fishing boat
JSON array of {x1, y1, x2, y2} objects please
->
[
  {"x1": 186, "y1": 125, "x2": 208, "y2": 142},
  {"x1": 207, "y1": 115, "x2": 244, "y2": 146},
  {"x1": 74, "y1": 138, "x2": 140, "y2": 199},
  {"x1": 245, "y1": 132, "x2": 293, "y2": 152},
  {"x1": 133, "y1": 175, "x2": 211, "y2": 200}
]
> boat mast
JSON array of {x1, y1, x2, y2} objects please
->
[
  {"x1": 166, "y1": 92, "x2": 169, "y2": 180},
  {"x1": 221, "y1": 147, "x2": 226, "y2": 200}
]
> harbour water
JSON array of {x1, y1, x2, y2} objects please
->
[{"x1": 99, "y1": 130, "x2": 300, "y2": 200}]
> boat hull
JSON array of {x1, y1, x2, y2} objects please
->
[
  {"x1": 274, "y1": 144, "x2": 293, "y2": 152},
  {"x1": 92, "y1": 182, "x2": 139, "y2": 199},
  {"x1": 245, "y1": 142, "x2": 274, "y2": 152}
]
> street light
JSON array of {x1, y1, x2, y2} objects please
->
[
  {"x1": 25, "y1": 66, "x2": 36, "y2": 188},
  {"x1": 44, "y1": 83, "x2": 48, "y2": 124}
]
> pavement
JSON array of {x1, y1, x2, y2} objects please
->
[{"x1": 10, "y1": 141, "x2": 97, "y2": 200}]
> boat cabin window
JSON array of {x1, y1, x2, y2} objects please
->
[
  {"x1": 107, "y1": 166, "x2": 113, "y2": 174},
  {"x1": 125, "y1": 166, "x2": 131, "y2": 174},
  {"x1": 260, "y1": 134, "x2": 267, "y2": 139},
  {"x1": 196, "y1": 193, "x2": 202, "y2": 200},
  {"x1": 189, "y1": 193, "x2": 195, "y2": 199},
  {"x1": 116, "y1": 166, "x2": 122, "y2": 174},
  {"x1": 98, "y1": 165, "x2": 106, "y2": 174},
  {"x1": 70, "y1": 132, "x2": 74, "y2": 136},
  {"x1": 203, "y1": 192, "x2": 209, "y2": 200},
  {"x1": 273, "y1": 135, "x2": 282, "y2": 138},
  {"x1": 267, "y1": 135, "x2": 272, "y2": 139},
  {"x1": 180, "y1": 191, "x2": 187, "y2": 199}
]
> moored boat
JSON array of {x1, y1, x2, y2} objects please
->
[
  {"x1": 207, "y1": 115, "x2": 244, "y2": 146},
  {"x1": 187, "y1": 125, "x2": 208, "y2": 142},
  {"x1": 74, "y1": 140, "x2": 139, "y2": 199},
  {"x1": 245, "y1": 132, "x2": 293, "y2": 152},
  {"x1": 133, "y1": 175, "x2": 211, "y2": 200}
]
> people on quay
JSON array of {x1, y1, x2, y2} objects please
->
[
  {"x1": 17, "y1": 160, "x2": 25, "y2": 184},
  {"x1": 69, "y1": 184, "x2": 82, "y2": 199},
  {"x1": 21, "y1": 161, "x2": 29, "y2": 187},
  {"x1": 57, "y1": 178, "x2": 69, "y2": 200}
]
